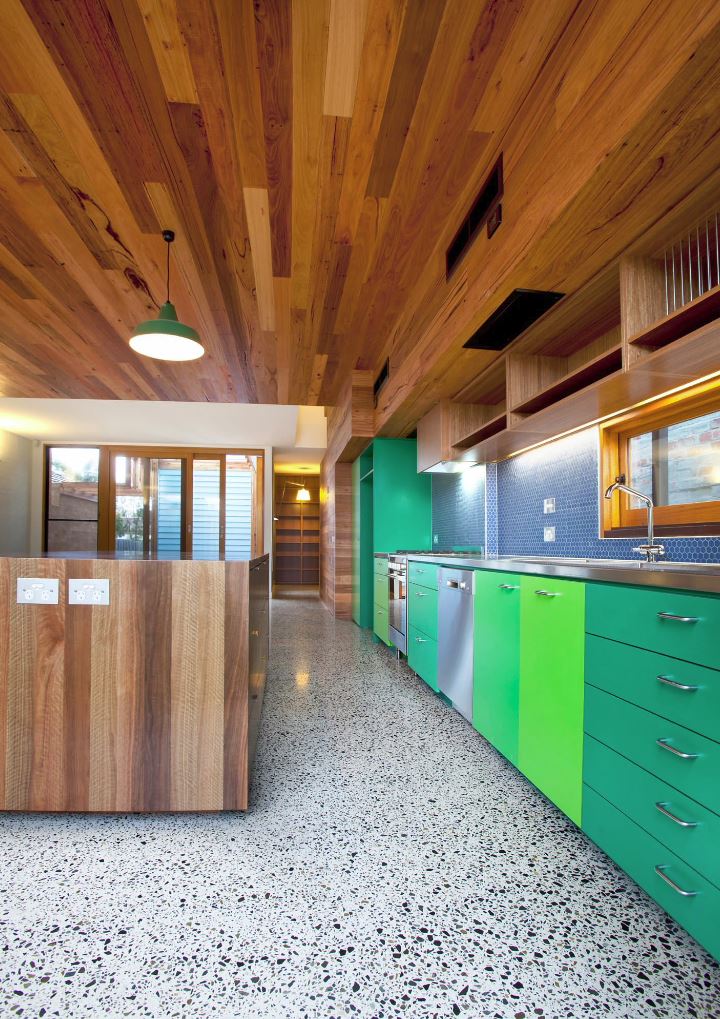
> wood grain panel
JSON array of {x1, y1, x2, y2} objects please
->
[
  {"x1": 223, "y1": 561, "x2": 249, "y2": 810},
  {"x1": 0, "y1": 556, "x2": 268, "y2": 812},
  {"x1": 365, "y1": 0, "x2": 445, "y2": 198},
  {"x1": 255, "y1": 0, "x2": 293, "y2": 278},
  {"x1": 244, "y1": 187, "x2": 276, "y2": 331},
  {"x1": 323, "y1": 0, "x2": 369, "y2": 117},
  {"x1": 138, "y1": 0, "x2": 199, "y2": 103},
  {"x1": 170, "y1": 561, "x2": 224, "y2": 811}
]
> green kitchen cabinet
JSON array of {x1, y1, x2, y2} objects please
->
[
  {"x1": 518, "y1": 575, "x2": 585, "y2": 825},
  {"x1": 473, "y1": 570, "x2": 521, "y2": 766},
  {"x1": 586, "y1": 582, "x2": 720, "y2": 670},
  {"x1": 408, "y1": 624, "x2": 438, "y2": 691},
  {"x1": 373, "y1": 601, "x2": 391, "y2": 645},
  {"x1": 351, "y1": 450, "x2": 374, "y2": 628},
  {"x1": 407, "y1": 581, "x2": 438, "y2": 640},
  {"x1": 352, "y1": 439, "x2": 432, "y2": 631}
]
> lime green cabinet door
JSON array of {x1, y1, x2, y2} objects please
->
[
  {"x1": 373, "y1": 602, "x2": 391, "y2": 645},
  {"x1": 518, "y1": 576, "x2": 585, "y2": 825},
  {"x1": 473, "y1": 571, "x2": 521, "y2": 765}
]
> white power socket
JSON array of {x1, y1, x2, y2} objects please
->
[
  {"x1": 68, "y1": 579, "x2": 110, "y2": 606},
  {"x1": 543, "y1": 526, "x2": 556, "y2": 542},
  {"x1": 17, "y1": 578, "x2": 59, "y2": 604}
]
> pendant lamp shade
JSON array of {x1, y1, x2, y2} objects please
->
[{"x1": 129, "y1": 230, "x2": 204, "y2": 361}]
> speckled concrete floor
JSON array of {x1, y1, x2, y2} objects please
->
[{"x1": 1, "y1": 591, "x2": 719, "y2": 1019}]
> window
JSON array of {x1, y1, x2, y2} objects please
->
[
  {"x1": 46, "y1": 447, "x2": 101, "y2": 553},
  {"x1": 601, "y1": 388, "x2": 720, "y2": 536},
  {"x1": 45, "y1": 446, "x2": 264, "y2": 558}
]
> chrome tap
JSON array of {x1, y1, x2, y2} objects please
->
[{"x1": 604, "y1": 480, "x2": 665, "y2": 563}]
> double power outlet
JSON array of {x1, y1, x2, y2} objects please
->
[{"x1": 17, "y1": 578, "x2": 110, "y2": 606}]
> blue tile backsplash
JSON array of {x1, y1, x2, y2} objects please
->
[
  {"x1": 432, "y1": 427, "x2": 720, "y2": 564},
  {"x1": 431, "y1": 466, "x2": 486, "y2": 551}
]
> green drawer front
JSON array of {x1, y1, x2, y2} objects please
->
[
  {"x1": 473, "y1": 570, "x2": 521, "y2": 766},
  {"x1": 584, "y1": 735, "x2": 720, "y2": 889},
  {"x1": 586, "y1": 583, "x2": 720, "y2": 670},
  {"x1": 408, "y1": 582, "x2": 438, "y2": 639},
  {"x1": 408, "y1": 561, "x2": 439, "y2": 590},
  {"x1": 407, "y1": 625, "x2": 438, "y2": 691},
  {"x1": 585, "y1": 685, "x2": 720, "y2": 812},
  {"x1": 373, "y1": 571, "x2": 388, "y2": 609},
  {"x1": 586, "y1": 634, "x2": 720, "y2": 743},
  {"x1": 374, "y1": 557, "x2": 388, "y2": 576},
  {"x1": 583, "y1": 784, "x2": 720, "y2": 962},
  {"x1": 373, "y1": 602, "x2": 391, "y2": 645}
]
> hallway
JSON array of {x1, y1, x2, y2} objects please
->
[{"x1": 1, "y1": 593, "x2": 719, "y2": 1018}]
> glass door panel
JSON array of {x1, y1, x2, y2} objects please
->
[
  {"x1": 225, "y1": 455, "x2": 256, "y2": 559},
  {"x1": 112, "y1": 454, "x2": 184, "y2": 557},
  {"x1": 192, "y1": 458, "x2": 222, "y2": 559},
  {"x1": 46, "y1": 447, "x2": 100, "y2": 552}
]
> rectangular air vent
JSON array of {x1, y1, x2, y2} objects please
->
[
  {"x1": 373, "y1": 358, "x2": 389, "y2": 405},
  {"x1": 446, "y1": 154, "x2": 503, "y2": 277},
  {"x1": 463, "y1": 289, "x2": 565, "y2": 351}
]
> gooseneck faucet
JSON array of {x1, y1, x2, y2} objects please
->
[{"x1": 604, "y1": 480, "x2": 665, "y2": 563}]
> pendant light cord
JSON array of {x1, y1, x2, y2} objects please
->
[{"x1": 166, "y1": 236, "x2": 170, "y2": 303}]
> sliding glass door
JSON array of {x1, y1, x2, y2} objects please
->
[
  {"x1": 111, "y1": 454, "x2": 185, "y2": 558},
  {"x1": 45, "y1": 447, "x2": 263, "y2": 559}
]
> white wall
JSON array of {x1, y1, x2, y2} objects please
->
[{"x1": 0, "y1": 429, "x2": 33, "y2": 554}]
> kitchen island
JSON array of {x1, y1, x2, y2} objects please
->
[{"x1": 0, "y1": 553, "x2": 269, "y2": 812}]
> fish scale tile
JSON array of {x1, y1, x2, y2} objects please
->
[{"x1": 1, "y1": 591, "x2": 719, "y2": 1019}]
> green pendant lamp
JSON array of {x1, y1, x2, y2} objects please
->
[{"x1": 129, "y1": 230, "x2": 204, "y2": 361}]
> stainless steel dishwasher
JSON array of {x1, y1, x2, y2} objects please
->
[{"x1": 438, "y1": 567, "x2": 475, "y2": 722}]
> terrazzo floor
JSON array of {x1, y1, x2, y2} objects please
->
[{"x1": 1, "y1": 589, "x2": 719, "y2": 1019}]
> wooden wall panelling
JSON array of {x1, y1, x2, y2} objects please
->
[
  {"x1": 319, "y1": 458, "x2": 352, "y2": 618},
  {"x1": 0, "y1": 556, "x2": 266, "y2": 812},
  {"x1": 371, "y1": 3, "x2": 720, "y2": 436},
  {"x1": 223, "y1": 560, "x2": 249, "y2": 811}
]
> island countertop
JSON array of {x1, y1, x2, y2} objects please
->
[{"x1": 0, "y1": 554, "x2": 269, "y2": 813}]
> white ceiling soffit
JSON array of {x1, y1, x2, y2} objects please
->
[{"x1": 0, "y1": 399, "x2": 327, "y2": 449}]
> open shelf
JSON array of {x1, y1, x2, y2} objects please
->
[
  {"x1": 511, "y1": 344, "x2": 623, "y2": 416},
  {"x1": 453, "y1": 410, "x2": 507, "y2": 448},
  {"x1": 628, "y1": 281, "x2": 720, "y2": 350}
]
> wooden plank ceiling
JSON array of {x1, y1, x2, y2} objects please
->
[{"x1": 0, "y1": 1, "x2": 718, "y2": 419}]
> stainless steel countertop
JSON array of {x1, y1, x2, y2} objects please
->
[{"x1": 404, "y1": 554, "x2": 720, "y2": 595}]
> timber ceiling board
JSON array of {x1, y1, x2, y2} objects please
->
[{"x1": 0, "y1": 2, "x2": 716, "y2": 414}]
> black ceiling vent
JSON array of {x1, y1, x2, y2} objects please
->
[
  {"x1": 463, "y1": 289, "x2": 565, "y2": 351},
  {"x1": 373, "y1": 358, "x2": 390, "y2": 405},
  {"x1": 446, "y1": 154, "x2": 503, "y2": 277}
]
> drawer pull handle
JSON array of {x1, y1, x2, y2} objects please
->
[
  {"x1": 498, "y1": 583, "x2": 519, "y2": 590},
  {"x1": 416, "y1": 591, "x2": 427, "y2": 597},
  {"x1": 657, "y1": 611, "x2": 700, "y2": 624},
  {"x1": 655, "y1": 802, "x2": 698, "y2": 828},
  {"x1": 415, "y1": 637, "x2": 427, "y2": 644},
  {"x1": 535, "y1": 589, "x2": 561, "y2": 597},
  {"x1": 656, "y1": 738, "x2": 699, "y2": 760},
  {"x1": 654, "y1": 865, "x2": 698, "y2": 897},
  {"x1": 657, "y1": 674, "x2": 699, "y2": 693}
]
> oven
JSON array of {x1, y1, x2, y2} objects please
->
[{"x1": 387, "y1": 554, "x2": 407, "y2": 653}]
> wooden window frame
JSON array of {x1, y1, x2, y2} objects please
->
[
  {"x1": 601, "y1": 385, "x2": 720, "y2": 538},
  {"x1": 44, "y1": 444, "x2": 265, "y2": 557}
]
